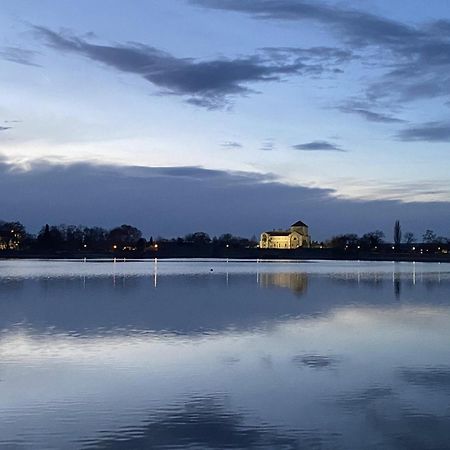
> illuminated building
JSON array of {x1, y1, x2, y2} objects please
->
[{"x1": 259, "y1": 220, "x2": 311, "y2": 249}]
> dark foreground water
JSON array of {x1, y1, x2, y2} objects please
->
[{"x1": 1, "y1": 259, "x2": 450, "y2": 450}]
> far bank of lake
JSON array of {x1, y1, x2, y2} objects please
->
[{"x1": 1, "y1": 246, "x2": 450, "y2": 263}]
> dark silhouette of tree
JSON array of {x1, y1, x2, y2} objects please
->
[
  {"x1": 403, "y1": 231, "x2": 415, "y2": 244},
  {"x1": 83, "y1": 226, "x2": 109, "y2": 250},
  {"x1": 360, "y1": 230, "x2": 385, "y2": 249},
  {"x1": 423, "y1": 229, "x2": 437, "y2": 243},
  {"x1": 394, "y1": 220, "x2": 402, "y2": 246},
  {"x1": 37, "y1": 224, "x2": 63, "y2": 250},
  {"x1": 328, "y1": 233, "x2": 359, "y2": 249},
  {"x1": 108, "y1": 224, "x2": 142, "y2": 249},
  {"x1": 136, "y1": 238, "x2": 147, "y2": 252},
  {"x1": 184, "y1": 232, "x2": 211, "y2": 245}
]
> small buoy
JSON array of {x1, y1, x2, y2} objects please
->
[{"x1": 210, "y1": 268, "x2": 214, "y2": 272}]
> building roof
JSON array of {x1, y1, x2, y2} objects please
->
[
  {"x1": 264, "y1": 231, "x2": 292, "y2": 236},
  {"x1": 291, "y1": 220, "x2": 308, "y2": 227}
]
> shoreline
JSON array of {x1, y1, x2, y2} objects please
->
[{"x1": 1, "y1": 249, "x2": 450, "y2": 264}]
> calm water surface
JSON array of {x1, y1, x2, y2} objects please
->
[{"x1": 1, "y1": 259, "x2": 450, "y2": 449}]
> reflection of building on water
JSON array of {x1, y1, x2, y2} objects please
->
[{"x1": 259, "y1": 272, "x2": 308, "y2": 295}]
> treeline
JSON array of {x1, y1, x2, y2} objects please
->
[
  {"x1": 1, "y1": 219, "x2": 448, "y2": 255},
  {"x1": 0, "y1": 221, "x2": 257, "y2": 253},
  {"x1": 327, "y1": 223, "x2": 450, "y2": 252}
]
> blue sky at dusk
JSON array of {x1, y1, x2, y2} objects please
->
[{"x1": 1, "y1": 0, "x2": 450, "y2": 239}]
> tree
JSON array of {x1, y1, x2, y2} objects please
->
[
  {"x1": 0, "y1": 221, "x2": 27, "y2": 250},
  {"x1": 422, "y1": 229, "x2": 437, "y2": 243},
  {"x1": 394, "y1": 220, "x2": 402, "y2": 246},
  {"x1": 359, "y1": 230, "x2": 385, "y2": 249},
  {"x1": 136, "y1": 238, "x2": 147, "y2": 252},
  {"x1": 108, "y1": 224, "x2": 142, "y2": 248},
  {"x1": 328, "y1": 233, "x2": 359, "y2": 249},
  {"x1": 403, "y1": 231, "x2": 415, "y2": 244},
  {"x1": 184, "y1": 232, "x2": 211, "y2": 245},
  {"x1": 37, "y1": 224, "x2": 63, "y2": 250},
  {"x1": 83, "y1": 226, "x2": 108, "y2": 250}
]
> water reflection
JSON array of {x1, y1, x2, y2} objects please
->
[
  {"x1": 80, "y1": 395, "x2": 339, "y2": 449},
  {"x1": 1, "y1": 260, "x2": 450, "y2": 449},
  {"x1": 259, "y1": 272, "x2": 308, "y2": 296}
]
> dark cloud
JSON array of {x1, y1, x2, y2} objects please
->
[
  {"x1": 293, "y1": 141, "x2": 345, "y2": 151},
  {"x1": 33, "y1": 26, "x2": 346, "y2": 109},
  {"x1": 261, "y1": 46, "x2": 355, "y2": 66},
  {"x1": 0, "y1": 126, "x2": 12, "y2": 132},
  {"x1": 191, "y1": 0, "x2": 421, "y2": 47},
  {"x1": 1, "y1": 158, "x2": 450, "y2": 239},
  {"x1": 396, "y1": 122, "x2": 450, "y2": 142},
  {"x1": 0, "y1": 46, "x2": 41, "y2": 67},
  {"x1": 220, "y1": 141, "x2": 243, "y2": 149},
  {"x1": 192, "y1": 0, "x2": 450, "y2": 112}
]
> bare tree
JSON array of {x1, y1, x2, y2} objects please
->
[
  {"x1": 403, "y1": 231, "x2": 415, "y2": 244},
  {"x1": 423, "y1": 229, "x2": 437, "y2": 243}
]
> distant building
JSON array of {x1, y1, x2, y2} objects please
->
[{"x1": 259, "y1": 221, "x2": 311, "y2": 249}]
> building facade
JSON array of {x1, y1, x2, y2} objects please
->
[{"x1": 259, "y1": 221, "x2": 311, "y2": 249}]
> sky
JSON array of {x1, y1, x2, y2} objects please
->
[{"x1": 1, "y1": 0, "x2": 450, "y2": 240}]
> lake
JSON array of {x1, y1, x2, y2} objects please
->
[{"x1": 1, "y1": 259, "x2": 450, "y2": 449}]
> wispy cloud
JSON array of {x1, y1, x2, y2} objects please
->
[
  {"x1": 396, "y1": 122, "x2": 450, "y2": 142},
  {"x1": 192, "y1": 0, "x2": 450, "y2": 113},
  {"x1": 0, "y1": 47, "x2": 40, "y2": 67},
  {"x1": 33, "y1": 26, "x2": 347, "y2": 109},
  {"x1": 0, "y1": 126, "x2": 12, "y2": 132},
  {"x1": 220, "y1": 141, "x2": 243, "y2": 149},
  {"x1": 293, "y1": 141, "x2": 346, "y2": 152},
  {"x1": 260, "y1": 139, "x2": 275, "y2": 151},
  {"x1": 339, "y1": 104, "x2": 405, "y2": 124},
  {"x1": 191, "y1": 0, "x2": 421, "y2": 47}
]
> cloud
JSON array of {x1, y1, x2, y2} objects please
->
[
  {"x1": 339, "y1": 104, "x2": 405, "y2": 124},
  {"x1": 293, "y1": 140, "x2": 345, "y2": 151},
  {"x1": 0, "y1": 46, "x2": 41, "y2": 67},
  {"x1": 261, "y1": 46, "x2": 355, "y2": 66},
  {"x1": 260, "y1": 139, "x2": 275, "y2": 151},
  {"x1": 396, "y1": 122, "x2": 450, "y2": 142},
  {"x1": 0, "y1": 126, "x2": 12, "y2": 132},
  {"x1": 220, "y1": 141, "x2": 243, "y2": 149},
  {"x1": 191, "y1": 0, "x2": 421, "y2": 47},
  {"x1": 33, "y1": 26, "x2": 346, "y2": 109},
  {"x1": 1, "y1": 157, "x2": 450, "y2": 239},
  {"x1": 192, "y1": 0, "x2": 450, "y2": 109}
]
